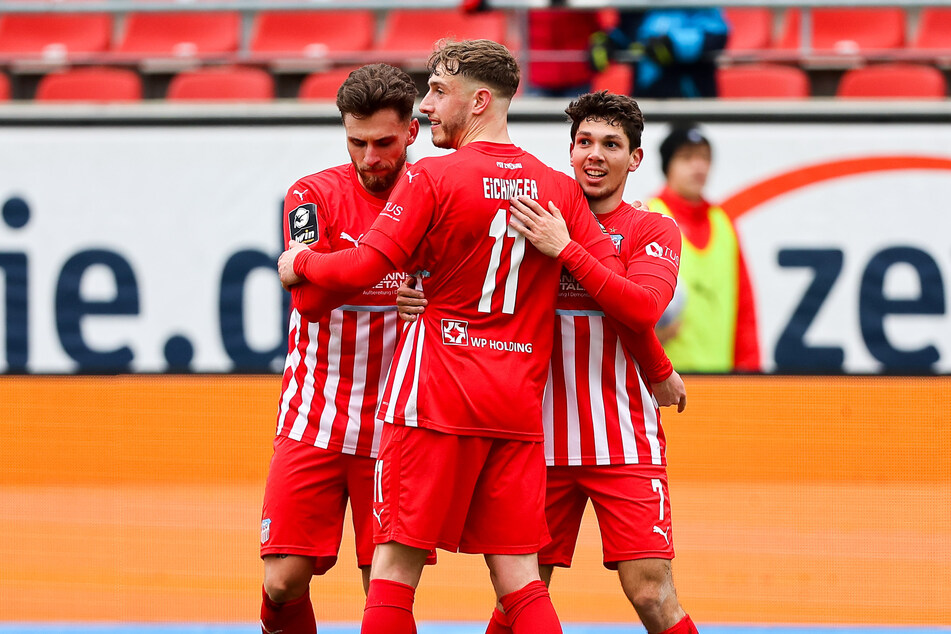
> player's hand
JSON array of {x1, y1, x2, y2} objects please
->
[
  {"x1": 396, "y1": 276, "x2": 427, "y2": 323},
  {"x1": 652, "y1": 370, "x2": 687, "y2": 413},
  {"x1": 277, "y1": 240, "x2": 308, "y2": 289},
  {"x1": 508, "y1": 196, "x2": 571, "y2": 259}
]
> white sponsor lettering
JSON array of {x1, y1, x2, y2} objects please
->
[
  {"x1": 482, "y1": 177, "x2": 539, "y2": 200},
  {"x1": 496, "y1": 161, "x2": 523, "y2": 169},
  {"x1": 381, "y1": 201, "x2": 403, "y2": 222},
  {"x1": 645, "y1": 241, "x2": 680, "y2": 268},
  {"x1": 469, "y1": 336, "x2": 532, "y2": 353}
]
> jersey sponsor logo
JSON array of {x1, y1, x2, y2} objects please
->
[
  {"x1": 292, "y1": 189, "x2": 308, "y2": 201},
  {"x1": 288, "y1": 203, "x2": 318, "y2": 244},
  {"x1": 469, "y1": 336, "x2": 533, "y2": 354},
  {"x1": 261, "y1": 518, "x2": 271, "y2": 544},
  {"x1": 370, "y1": 271, "x2": 406, "y2": 292},
  {"x1": 645, "y1": 241, "x2": 680, "y2": 268},
  {"x1": 381, "y1": 201, "x2": 403, "y2": 222},
  {"x1": 406, "y1": 171, "x2": 418, "y2": 183},
  {"x1": 340, "y1": 231, "x2": 362, "y2": 247},
  {"x1": 441, "y1": 319, "x2": 469, "y2": 346},
  {"x1": 482, "y1": 177, "x2": 539, "y2": 200},
  {"x1": 610, "y1": 233, "x2": 624, "y2": 252},
  {"x1": 496, "y1": 161, "x2": 523, "y2": 169}
]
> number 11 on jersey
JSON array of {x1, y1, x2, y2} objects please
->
[{"x1": 479, "y1": 208, "x2": 526, "y2": 315}]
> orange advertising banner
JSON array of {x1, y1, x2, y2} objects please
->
[{"x1": 1, "y1": 375, "x2": 948, "y2": 624}]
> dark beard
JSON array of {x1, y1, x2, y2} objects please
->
[{"x1": 359, "y1": 150, "x2": 407, "y2": 193}]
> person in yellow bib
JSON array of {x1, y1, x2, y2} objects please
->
[{"x1": 650, "y1": 124, "x2": 761, "y2": 372}]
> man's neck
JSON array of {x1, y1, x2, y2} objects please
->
[
  {"x1": 587, "y1": 189, "x2": 625, "y2": 216},
  {"x1": 457, "y1": 115, "x2": 512, "y2": 148}
]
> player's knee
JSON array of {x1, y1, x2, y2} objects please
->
[
  {"x1": 622, "y1": 575, "x2": 675, "y2": 616},
  {"x1": 263, "y1": 566, "x2": 311, "y2": 604}
]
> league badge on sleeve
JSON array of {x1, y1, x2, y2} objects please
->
[{"x1": 288, "y1": 203, "x2": 318, "y2": 244}]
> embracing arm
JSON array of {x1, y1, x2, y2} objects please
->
[{"x1": 293, "y1": 244, "x2": 396, "y2": 293}]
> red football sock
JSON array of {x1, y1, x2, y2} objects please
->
[
  {"x1": 658, "y1": 614, "x2": 699, "y2": 634},
  {"x1": 361, "y1": 578, "x2": 417, "y2": 634},
  {"x1": 260, "y1": 585, "x2": 316, "y2": 634},
  {"x1": 485, "y1": 606, "x2": 514, "y2": 634},
  {"x1": 499, "y1": 580, "x2": 563, "y2": 634}
]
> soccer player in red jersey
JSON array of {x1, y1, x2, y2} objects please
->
[
  {"x1": 508, "y1": 92, "x2": 697, "y2": 634},
  {"x1": 277, "y1": 39, "x2": 628, "y2": 634},
  {"x1": 400, "y1": 91, "x2": 696, "y2": 634},
  {"x1": 259, "y1": 64, "x2": 420, "y2": 634}
]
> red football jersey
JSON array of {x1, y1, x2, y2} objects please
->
[
  {"x1": 360, "y1": 142, "x2": 620, "y2": 441},
  {"x1": 545, "y1": 201, "x2": 681, "y2": 466},
  {"x1": 276, "y1": 163, "x2": 404, "y2": 458}
]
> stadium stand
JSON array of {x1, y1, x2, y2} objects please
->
[
  {"x1": 34, "y1": 67, "x2": 142, "y2": 102},
  {"x1": 723, "y1": 7, "x2": 774, "y2": 52},
  {"x1": 717, "y1": 63, "x2": 810, "y2": 98},
  {"x1": 250, "y1": 11, "x2": 376, "y2": 60},
  {"x1": 777, "y1": 8, "x2": 906, "y2": 54},
  {"x1": 911, "y1": 8, "x2": 951, "y2": 53},
  {"x1": 0, "y1": 13, "x2": 112, "y2": 59},
  {"x1": 299, "y1": 67, "x2": 360, "y2": 101},
  {"x1": 375, "y1": 9, "x2": 510, "y2": 66},
  {"x1": 836, "y1": 63, "x2": 948, "y2": 98},
  {"x1": 166, "y1": 66, "x2": 274, "y2": 101},
  {"x1": 114, "y1": 12, "x2": 241, "y2": 59}
]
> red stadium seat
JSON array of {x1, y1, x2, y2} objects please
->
[
  {"x1": 717, "y1": 64, "x2": 810, "y2": 98},
  {"x1": 35, "y1": 67, "x2": 142, "y2": 102},
  {"x1": 376, "y1": 10, "x2": 509, "y2": 63},
  {"x1": 299, "y1": 67, "x2": 360, "y2": 101},
  {"x1": 115, "y1": 12, "x2": 240, "y2": 57},
  {"x1": 251, "y1": 11, "x2": 375, "y2": 58},
  {"x1": 167, "y1": 67, "x2": 274, "y2": 101},
  {"x1": 836, "y1": 63, "x2": 947, "y2": 98},
  {"x1": 592, "y1": 63, "x2": 633, "y2": 96},
  {"x1": 724, "y1": 8, "x2": 774, "y2": 52},
  {"x1": 0, "y1": 14, "x2": 112, "y2": 58},
  {"x1": 0, "y1": 73, "x2": 9, "y2": 101},
  {"x1": 911, "y1": 8, "x2": 951, "y2": 51},
  {"x1": 777, "y1": 8, "x2": 905, "y2": 53}
]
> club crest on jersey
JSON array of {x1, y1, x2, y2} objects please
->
[
  {"x1": 261, "y1": 518, "x2": 271, "y2": 544},
  {"x1": 288, "y1": 203, "x2": 318, "y2": 244},
  {"x1": 441, "y1": 319, "x2": 469, "y2": 346},
  {"x1": 610, "y1": 233, "x2": 623, "y2": 252}
]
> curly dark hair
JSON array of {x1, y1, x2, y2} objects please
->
[
  {"x1": 336, "y1": 63, "x2": 418, "y2": 121},
  {"x1": 427, "y1": 39, "x2": 519, "y2": 100},
  {"x1": 565, "y1": 90, "x2": 644, "y2": 150}
]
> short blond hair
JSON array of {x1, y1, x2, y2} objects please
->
[{"x1": 427, "y1": 39, "x2": 519, "y2": 100}]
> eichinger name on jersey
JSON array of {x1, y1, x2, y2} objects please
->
[{"x1": 482, "y1": 177, "x2": 539, "y2": 200}]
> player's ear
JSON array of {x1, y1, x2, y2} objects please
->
[
  {"x1": 406, "y1": 118, "x2": 420, "y2": 146},
  {"x1": 628, "y1": 147, "x2": 644, "y2": 173},
  {"x1": 471, "y1": 87, "x2": 492, "y2": 115}
]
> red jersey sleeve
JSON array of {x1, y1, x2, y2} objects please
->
[
  {"x1": 617, "y1": 325, "x2": 673, "y2": 383},
  {"x1": 560, "y1": 209, "x2": 682, "y2": 332},
  {"x1": 283, "y1": 181, "x2": 352, "y2": 319},
  {"x1": 361, "y1": 165, "x2": 438, "y2": 270}
]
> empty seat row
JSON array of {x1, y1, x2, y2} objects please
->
[
  {"x1": 724, "y1": 7, "x2": 951, "y2": 54},
  {"x1": 3, "y1": 63, "x2": 945, "y2": 103},
  {"x1": 716, "y1": 63, "x2": 947, "y2": 98},
  {"x1": 590, "y1": 62, "x2": 948, "y2": 99},
  {"x1": 0, "y1": 10, "x2": 510, "y2": 63}
]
